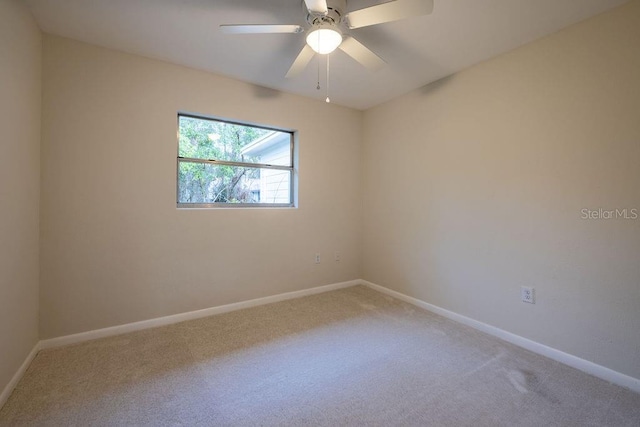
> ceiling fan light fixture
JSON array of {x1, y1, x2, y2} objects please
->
[{"x1": 306, "y1": 24, "x2": 342, "y2": 54}]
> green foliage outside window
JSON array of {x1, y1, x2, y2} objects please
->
[{"x1": 178, "y1": 116, "x2": 270, "y2": 204}]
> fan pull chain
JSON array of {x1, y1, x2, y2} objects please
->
[
  {"x1": 316, "y1": 55, "x2": 320, "y2": 90},
  {"x1": 316, "y1": 31, "x2": 321, "y2": 90},
  {"x1": 325, "y1": 53, "x2": 330, "y2": 103}
]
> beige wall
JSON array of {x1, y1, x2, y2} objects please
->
[
  {"x1": 363, "y1": 1, "x2": 640, "y2": 379},
  {"x1": 40, "y1": 36, "x2": 362, "y2": 338},
  {"x1": 0, "y1": 0, "x2": 41, "y2": 395}
]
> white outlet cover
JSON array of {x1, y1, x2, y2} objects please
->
[{"x1": 521, "y1": 286, "x2": 535, "y2": 304}]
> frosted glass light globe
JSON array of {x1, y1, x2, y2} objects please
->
[{"x1": 306, "y1": 26, "x2": 342, "y2": 54}]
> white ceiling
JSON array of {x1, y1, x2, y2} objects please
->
[{"x1": 25, "y1": 0, "x2": 628, "y2": 110}]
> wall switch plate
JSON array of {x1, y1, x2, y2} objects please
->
[
  {"x1": 314, "y1": 253, "x2": 321, "y2": 264},
  {"x1": 334, "y1": 252, "x2": 341, "y2": 262},
  {"x1": 521, "y1": 286, "x2": 535, "y2": 304}
]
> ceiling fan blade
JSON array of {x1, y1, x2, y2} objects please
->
[
  {"x1": 220, "y1": 24, "x2": 304, "y2": 34},
  {"x1": 338, "y1": 37, "x2": 386, "y2": 71},
  {"x1": 286, "y1": 45, "x2": 316, "y2": 78},
  {"x1": 304, "y1": 0, "x2": 328, "y2": 14},
  {"x1": 345, "y1": 0, "x2": 434, "y2": 29}
]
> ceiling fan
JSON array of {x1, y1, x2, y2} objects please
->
[{"x1": 220, "y1": 0, "x2": 434, "y2": 78}]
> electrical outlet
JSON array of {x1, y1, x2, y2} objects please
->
[
  {"x1": 334, "y1": 252, "x2": 341, "y2": 262},
  {"x1": 521, "y1": 286, "x2": 535, "y2": 304},
  {"x1": 314, "y1": 253, "x2": 321, "y2": 264}
]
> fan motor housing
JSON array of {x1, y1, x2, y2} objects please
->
[{"x1": 306, "y1": 0, "x2": 347, "y2": 26}]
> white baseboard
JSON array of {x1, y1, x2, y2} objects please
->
[
  {"x1": 361, "y1": 280, "x2": 640, "y2": 394},
  {"x1": 40, "y1": 279, "x2": 360, "y2": 350},
  {"x1": 0, "y1": 342, "x2": 40, "y2": 410}
]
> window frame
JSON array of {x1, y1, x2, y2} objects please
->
[{"x1": 176, "y1": 113, "x2": 296, "y2": 209}]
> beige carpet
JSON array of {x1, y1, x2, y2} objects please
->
[{"x1": 1, "y1": 285, "x2": 639, "y2": 426}]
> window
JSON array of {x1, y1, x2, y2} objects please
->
[{"x1": 177, "y1": 113, "x2": 295, "y2": 207}]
